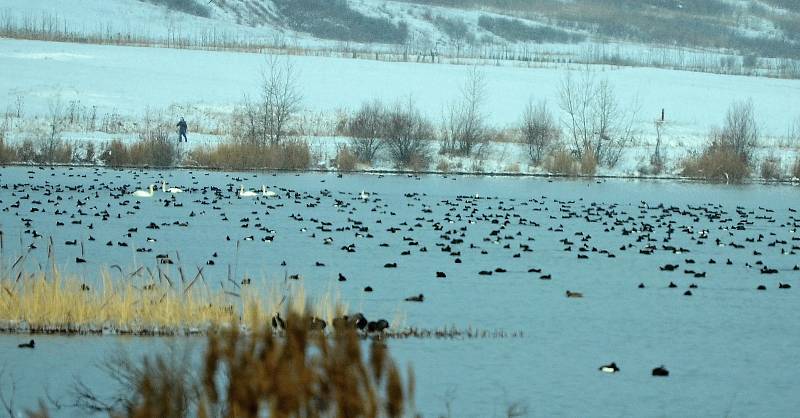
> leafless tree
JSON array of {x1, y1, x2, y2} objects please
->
[
  {"x1": 558, "y1": 69, "x2": 638, "y2": 167},
  {"x1": 384, "y1": 98, "x2": 435, "y2": 168},
  {"x1": 347, "y1": 100, "x2": 386, "y2": 163},
  {"x1": 719, "y1": 99, "x2": 758, "y2": 164},
  {"x1": 37, "y1": 95, "x2": 69, "y2": 164},
  {"x1": 245, "y1": 55, "x2": 302, "y2": 146},
  {"x1": 788, "y1": 114, "x2": 800, "y2": 148},
  {"x1": 441, "y1": 67, "x2": 488, "y2": 157},
  {"x1": 520, "y1": 99, "x2": 559, "y2": 164}
]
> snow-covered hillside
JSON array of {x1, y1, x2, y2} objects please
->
[{"x1": 1, "y1": 0, "x2": 799, "y2": 78}]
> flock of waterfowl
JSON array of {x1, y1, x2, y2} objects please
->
[{"x1": 2, "y1": 167, "x2": 799, "y2": 377}]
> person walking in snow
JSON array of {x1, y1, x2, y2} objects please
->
[{"x1": 176, "y1": 117, "x2": 188, "y2": 142}]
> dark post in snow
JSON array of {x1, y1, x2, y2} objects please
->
[{"x1": 661, "y1": 108, "x2": 665, "y2": 122}]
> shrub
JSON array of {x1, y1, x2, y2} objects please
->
[
  {"x1": 15, "y1": 139, "x2": 36, "y2": 162},
  {"x1": 334, "y1": 145, "x2": 358, "y2": 171},
  {"x1": 347, "y1": 100, "x2": 385, "y2": 163},
  {"x1": 544, "y1": 149, "x2": 578, "y2": 176},
  {"x1": 384, "y1": 100, "x2": 435, "y2": 169},
  {"x1": 681, "y1": 142, "x2": 750, "y2": 182},
  {"x1": 760, "y1": 155, "x2": 783, "y2": 180},
  {"x1": 719, "y1": 100, "x2": 758, "y2": 165},
  {"x1": 101, "y1": 139, "x2": 130, "y2": 167},
  {"x1": 0, "y1": 138, "x2": 15, "y2": 164},
  {"x1": 52, "y1": 311, "x2": 415, "y2": 417},
  {"x1": 792, "y1": 156, "x2": 800, "y2": 179},
  {"x1": 436, "y1": 159, "x2": 450, "y2": 172},
  {"x1": 521, "y1": 99, "x2": 559, "y2": 164}
]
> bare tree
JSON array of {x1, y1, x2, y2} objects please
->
[
  {"x1": 719, "y1": 99, "x2": 758, "y2": 164},
  {"x1": 558, "y1": 69, "x2": 638, "y2": 167},
  {"x1": 441, "y1": 67, "x2": 488, "y2": 157},
  {"x1": 347, "y1": 100, "x2": 385, "y2": 163},
  {"x1": 520, "y1": 99, "x2": 559, "y2": 164},
  {"x1": 788, "y1": 114, "x2": 800, "y2": 148},
  {"x1": 37, "y1": 95, "x2": 69, "y2": 164},
  {"x1": 253, "y1": 55, "x2": 302, "y2": 146},
  {"x1": 384, "y1": 98, "x2": 435, "y2": 169}
]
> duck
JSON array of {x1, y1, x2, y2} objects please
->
[
  {"x1": 566, "y1": 290, "x2": 583, "y2": 298},
  {"x1": 132, "y1": 184, "x2": 155, "y2": 198},
  {"x1": 405, "y1": 293, "x2": 424, "y2": 302},
  {"x1": 599, "y1": 362, "x2": 619, "y2": 373},
  {"x1": 18, "y1": 339, "x2": 35, "y2": 349},
  {"x1": 161, "y1": 180, "x2": 183, "y2": 193},
  {"x1": 652, "y1": 365, "x2": 669, "y2": 377},
  {"x1": 239, "y1": 185, "x2": 258, "y2": 197},
  {"x1": 778, "y1": 283, "x2": 792, "y2": 289},
  {"x1": 261, "y1": 185, "x2": 277, "y2": 197}
]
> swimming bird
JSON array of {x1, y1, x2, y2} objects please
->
[
  {"x1": 566, "y1": 290, "x2": 583, "y2": 298},
  {"x1": 405, "y1": 293, "x2": 424, "y2": 302},
  {"x1": 652, "y1": 365, "x2": 669, "y2": 376},
  {"x1": 261, "y1": 185, "x2": 277, "y2": 197},
  {"x1": 359, "y1": 190, "x2": 369, "y2": 200},
  {"x1": 161, "y1": 180, "x2": 183, "y2": 193},
  {"x1": 18, "y1": 339, "x2": 34, "y2": 349},
  {"x1": 239, "y1": 185, "x2": 258, "y2": 197},
  {"x1": 132, "y1": 185, "x2": 155, "y2": 198},
  {"x1": 599, "y1": 362, "x2": 619, "y2": 373}
]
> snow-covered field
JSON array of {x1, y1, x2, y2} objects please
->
[{"x1": 2, "y1": 37, "x2": 799, "y2": 177}]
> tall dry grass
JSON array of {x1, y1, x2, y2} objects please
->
[
  {"x1": 681, "y1": 143, "x2": 750, "y2": 182},
  {"x1": 0, "y1": 264, "x2": 344, "y2": 335},
  {"x1": 188, "y1": 141, "x2": 310, "y2": 170},
  {"x1": 543, "y1": 149, "x2": 578, "y2": 176},
  {"x1": 792, "y1": 156, "x2": 800, "y2": 179},
  {"x1": 334, "y1": 145, "x2": 359, "y2": 171}
]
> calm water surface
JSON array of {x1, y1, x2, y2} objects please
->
[{"x1": 0, "y1": 167, "x2": 798, "y2": 417}]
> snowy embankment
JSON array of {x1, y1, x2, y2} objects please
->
[{"x1": 1, "y1": 38, "x2": 799, "y2": 177}]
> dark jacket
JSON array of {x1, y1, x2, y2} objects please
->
[{"x1": 177, "y1": 120, "x2": 188, "y2": 132}]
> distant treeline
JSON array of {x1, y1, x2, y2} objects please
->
[
  {"x1": 273, "y1": 0, "x2": 408, "y2": 44},
  {"x1": 400, "y1": 0, "x2": 800, "y2": 59}
]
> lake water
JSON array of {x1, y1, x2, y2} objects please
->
[{"x1": 0, "y1": 166, "x2": 798, "y2": 417}]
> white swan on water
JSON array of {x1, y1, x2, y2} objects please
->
[
  {"x1": 261, "y1": 185, "x2": 277, "y2": 197},
  {"x1": 359, "y1": 190, "x2": 369, "y2": 200},
  {"x1": 162, "y1": 180, "x2": 183, "y2": 194},
  {"x1": 132, "y1": 185, "x2": 155, "y2": 198},
  {"x1": 239, "y1": 185, "x2": 258, "y2": 197}
]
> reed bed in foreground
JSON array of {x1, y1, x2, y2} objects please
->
[
  {"x1": 0, "y1": 268, "x2": 337, "y2": 336},
  {"x1": 0, "y1": 262, "x2": 520, "y2": 339}
]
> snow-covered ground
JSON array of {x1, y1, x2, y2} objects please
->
[{"x1": 1, "y1": 38, "x2": 799, "y2": 177}]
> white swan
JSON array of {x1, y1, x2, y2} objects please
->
[
  {"x1": 239, "y1": 185, "x2": 258, "y2": 197},
  {"x1": 261, "y1": 185, "x2": 277, "y2": 197},
  {"x1": 162, "y1": 180, "x2": 183, "y2": 194},
  {"x1": 359, "y1": 190, "x2": 369, "y2": 200},
  {"x1": 132, "y1": 184, "x2": 155, "y2": 198}
]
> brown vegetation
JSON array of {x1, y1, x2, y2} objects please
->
[
  {"x1": 334, "y1": 146, "x2": 359, "y2": 171},
  {"x1": 543, "y1": 149, "x2": 578, "y2": 176},
  {"x1": 681, "y1": 143, "x2": 750, "y2": 182},
  {"x1": 760, "y1": 155, "x2": 783, "y2": 180},
  {"x1": 34, "y1": 311, "x2": 416, "y2": 418},
  {"x1": 188, "y1": 140, "x2": 311, "y2": 170}
]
